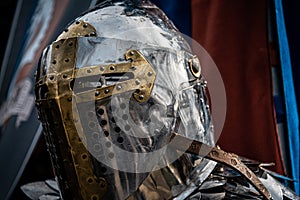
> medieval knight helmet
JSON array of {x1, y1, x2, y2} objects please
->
[{"x1": 35, "y1": 0, "x2": 215, "y2": 199}]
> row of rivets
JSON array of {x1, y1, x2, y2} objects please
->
[
  {"x1": 208, "y1": 147, "x2": 270, "y2": 199},
  {"x1": 47, "y1": 74, "x2": 69, "y2": 81}
]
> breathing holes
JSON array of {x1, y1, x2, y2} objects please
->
[
  {"x1": 104, "y1": 130, "x2": 109, "y2": 137},
  {"x1": 117, "y1": 137, "x2": 124, "y2": 143},
  {"x1": 114, "y1": 127, "x2": 121, "y2": 133},
  {"x1": 97, "y1": 108, "x2": 104, "y2": 116},
  {"x1": 100, "y1": 120, "x2": 107, "y2": 126}
]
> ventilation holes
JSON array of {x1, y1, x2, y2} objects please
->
[
  {"x1": 114, "y1": 127, "x2": 121, "y2": 133},
  {"x1": 100, "y1": 120, "x2": 107, "y2": 126},
  {"x1": 104, "y1": 130, "x2": 109, "y2": 137},
  {"x1": 97, "y1": 108, "x2": 104, "y2": 116},
  {"x1": 117, "y1": 137, "x2": 124, "y2": 143}
]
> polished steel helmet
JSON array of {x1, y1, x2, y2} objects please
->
[
  {"x1": 35, "y1": 0, "x2": 214, "y2": 199},
  {"x1": 34, "y1": 1, "x2": 280, "y2": 200}
]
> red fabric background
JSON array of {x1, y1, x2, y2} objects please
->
[{"x1": 191, "y1": 0, "x2": 284, "y2": 174}]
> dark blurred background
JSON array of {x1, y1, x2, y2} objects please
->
[{"x1": 0, "y1": 1, "x2": 18, "y2": 69}]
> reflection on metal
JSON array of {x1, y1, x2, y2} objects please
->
[
  {"x1": 35, "y1": 38, "x2": 107, "y2": 199},
  {"x1": 188, "y1": 55, "x2": 201, "y2": 78},
  {"x1": 32, "y1": 1, "x2": 300, "y2": 200},
  {"x1": 74, "y1": 49, "x2": 156, "y2": 103},
  {"x1": 56, "y1": 20, "x2": 97, "y2": 41},
  {"x1": 34, "y1": 1, "x2": 214, "y2": 199},
  {"x1": 170, "y1": 132, "x2": 272, "y2": 200},
  {"x1": 36, "y1": 32, "x2": 156, "y2": 199}
]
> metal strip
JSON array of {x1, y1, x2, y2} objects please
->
[{"x1": 74, "y1": 50, "x2": 156, "y2": 104}]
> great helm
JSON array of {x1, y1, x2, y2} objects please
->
[{"x1": 35, "y1": 0, "x2": 214, "y2": 199}]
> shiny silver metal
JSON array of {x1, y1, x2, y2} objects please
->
[{"x1": 34, "y1": 0, "x2": 300, "y2": 200}]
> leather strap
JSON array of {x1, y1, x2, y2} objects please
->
[{"x1": 170, "y1": 132, "x2": 272, "y2": 200}]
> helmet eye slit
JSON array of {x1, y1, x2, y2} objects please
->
[
  {"x1": 104, "y1": 72, "x2": 134, "y2": 86},
  {"x1": 72, "y1": 72, "x2": 134, "y2": 94}
]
